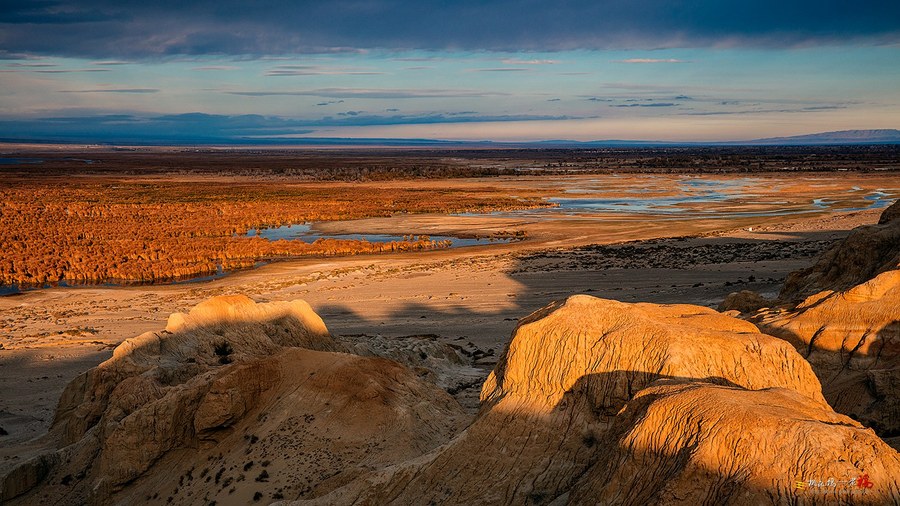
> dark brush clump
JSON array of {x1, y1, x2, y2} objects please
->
[{"x1": 214, "y1": 341, "x2": 233, "y2": 365}]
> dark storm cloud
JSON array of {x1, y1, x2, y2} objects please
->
[{"x1": 0, "y1": 1, "x2": 897, "y2": 58}]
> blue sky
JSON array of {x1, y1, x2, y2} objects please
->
[{"x1": 1, "y1": 1, "x2": 898, "y2": 142}]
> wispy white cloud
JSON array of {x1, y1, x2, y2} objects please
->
[
  {"x1": 226, "y1": 87, "x2": 509, "y2": 99},
  {"x1": 500, "y1": 58, "x2": 558, "y2": 65},
  {"x1": 31, "y1": 68, "x2": 110, "y2": 73},
  {"x1": 60, "y1": 88, "x2": 159, "y2": 93},
  {"x1": 391, "y1": 56, "x2": 447, "y2": 62},
  {"x1": 614, "y1": 58, "x2": 689, "y2": 63},
  {"x1": 265, "y1": 65, "x2": 384, "y2": 76},
  {"x1": 469, "y1": 67, "x2": 531, "y2": 72},
  {"x1": 614, "y1": 102, "x2": 678, "y2": 107},
  {"x1": 192, "y1": 65, "x2": 240, "y2": 71},
  {"x1": 5, "y1": 62, "x2": 57, "y2": 68},
  {"x1": 682, "y1": 105, "x2": 848, "y2": 115}
]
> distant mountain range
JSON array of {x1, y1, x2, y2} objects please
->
[
  {"x1": 528, "y1": 129, "x2": 900, "y2": 147},
  {"x1": 2, "y1": 129, "x2": 899, "y2": 147},
  {"x1": 737, "y1": 129, "x2": 900, "y2": 145}
]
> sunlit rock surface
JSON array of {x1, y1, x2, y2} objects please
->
[
  {"x1": 1, "y1": 296, "x2": 467, "y2": 505},
  {"x1": 4, "y1": 261, "x2": 900, "y2": 504},
  {"x1": 780, "y1": 201, "x2": 900, "y2": 301},
  {"x1": 291, "y1": 295, "x2": 899, "y2": 505},
  {"x1": 570, "y1": 382, "x2": 900, "y2": 505},
  {"x1": 749, "y1": 201, "x2": 900, "y2": 440}
]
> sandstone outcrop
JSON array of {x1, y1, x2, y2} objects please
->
[
  {"x1": 291, "y1": 295, "x2": 900, "y2": 505},
  {"x1": 879, "y1": 200, "x2": 900, "y2": 225},
  {"x1": 1, "y1": 296, "x2": 468, "y2": 505},
  {"x1": 780, "y1": 201, "x2": 900, "y2": 301},
  {"x1": 336, "y1": 332, "x2": 489, "y2": 411},
  {"x1": 753, "y1": 271, "x2": 900, "y2": 439},
  {"x1": 6, "y1": 285, "x2": 900, "y2": 504},
  {"x1": 746, "y1": 201, "x2": 900, "y2": 440},
  {"x1": 52, "y1": 295, "x2": 338, "y2": 446},
  {"x1": 719, "y1": 289, "x2": 772, "y2": 314},
  {"x1": 569, "y1": 382, "x2": 900, "y2": 505}
]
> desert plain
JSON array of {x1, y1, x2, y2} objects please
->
[{"x1": 0, "y1": 146, "x2": 899, "y2": 504}]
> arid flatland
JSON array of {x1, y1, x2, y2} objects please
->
[{"x1": 0, "y1": 147, "x2": 899, "y2": 504}]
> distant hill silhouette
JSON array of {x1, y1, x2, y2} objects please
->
[
  {"x1": 2, "y1": 126, "x2": 899, "y2": 147},
  {"x1": 739, "y1": 129, "x2": 900, "y2": 145}
]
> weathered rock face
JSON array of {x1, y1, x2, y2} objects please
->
[
  {"x1": 746, "y1": 201, "x2": 900, "y2": 440},
  {"x1": 780, "y1": 200, "x2": 900, "y2": 302},
  {"x1": 481, "y1": 296, "x2": 826, "y2": 411},
  {"x1": 292, "y1": 295, "x2": 900, "y2": 505},
  {"x1": 719, "y1": 289, "x2": 772, "y2": 314},
  {"x1": 337, "y1": 333, "x2": 487, "y2": 397},
  {"x1": 52, "y1": 295, "x2": 338, "y2": 446},
  {"x1": 569, "y1": 382, "x2": 900, "y2": 505},
  {"x1": 879, "y1": 199, "x2": 900, "y2": 225},
  {"x1": 1, "y1": 296, "x2": 468, "y2": 505},
  {"x1": 753, "y1": 270, "x2": 900, "y2": 438},
  {"x1": 6, "y1": 288, "x2": 900, "y2": 505}
]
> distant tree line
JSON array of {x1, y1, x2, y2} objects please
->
[{"x1": 2, "y1": 145, "x2": 897, "y2": 180}]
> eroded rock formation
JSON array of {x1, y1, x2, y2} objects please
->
[
  {"x1": 780, "y1": 201, "x2": 900, "y2": 301},
  {"x1": 569, "y1": 382, "x2": 899, "y2": 505},
  {"x1": 745, "y1": 201, "x2": 900, "y2": 441},
  {"x1": 5, "y1": 283, "x2": 899, "y2": 504},
  {"x1": 719, "y1": 289, "x2": 772, "y2": 313},
  {"x1": 1, "y1": 296, "x2": 468, "y2": 505},
  {"x1": 292, "y1": 295, "x2": 900, "y2": 505}
]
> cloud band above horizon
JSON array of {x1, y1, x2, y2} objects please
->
[{"x1": 1, "y1": 1, "x2": 898, "y2": 58}]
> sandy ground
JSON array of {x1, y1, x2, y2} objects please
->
[{"x1": 0, "y1": 172, "x2": 894, "y2": 474}]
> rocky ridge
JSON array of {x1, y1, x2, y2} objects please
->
[
  {"x1": 1, "y1": 295, "x2": 470, "y2": 505},
  {"x1": 290, "y1": 295, "x2": 898, "y2": 505},
  {"x1": 724, "y1": 200, "x2": 900, "y2": 442}
]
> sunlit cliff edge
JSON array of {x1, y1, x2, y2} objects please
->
[{"x1": 724, "y1": 199, "x2": 900, "y2": 445}]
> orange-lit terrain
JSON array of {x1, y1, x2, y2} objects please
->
[
  {"x1": 1, "y1": 147, "x2": 899, "y2": 505},
  {"x1": 3, "y1": 0, "x2": 899, "y2": 500},
  {"x1": 0, "y1": 180, "x2": 545, "y2": 286}
]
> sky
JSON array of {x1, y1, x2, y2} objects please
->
[{"x1": 0, "y1": 1, "x2": 898, "y2": 143}]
